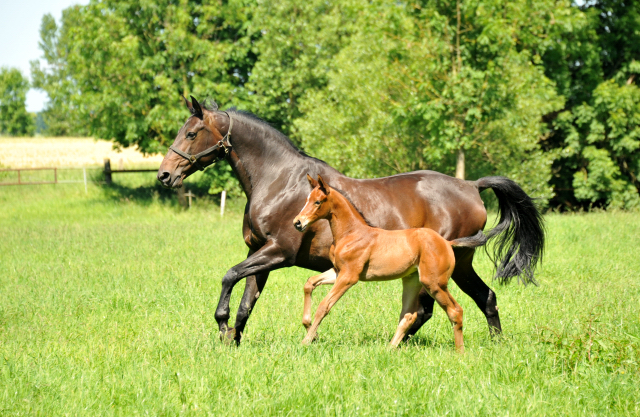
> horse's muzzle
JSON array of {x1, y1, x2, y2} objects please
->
[
  {"x1": 157, "y1": 170, "x2": 183, "y2": 188},
  {"x1": 157, "y1": 170, "x2": 171, "y2": 187}
]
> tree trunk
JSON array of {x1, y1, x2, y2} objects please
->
[{"x1": 455, "y1": 148, "x2": 465, "y2": 180}]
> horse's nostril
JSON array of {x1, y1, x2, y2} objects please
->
[{"x1": 157, "y1": 171, "x2": 170, "y2": 183}]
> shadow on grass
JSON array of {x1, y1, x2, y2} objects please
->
[{"x1": 94, "y1": 171, "x2": 222, "y2": 208}]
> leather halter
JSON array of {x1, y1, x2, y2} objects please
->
[{"x1": 169, "y1": 112, "x2": 233, "y2": 171}]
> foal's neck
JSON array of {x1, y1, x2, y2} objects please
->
[{"x1": 326, "y1": 189, "x2": 370, "y2": 241}]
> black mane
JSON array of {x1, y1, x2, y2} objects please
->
[{"x1": 224, "y1": 107, "x2": 328, "y2": 164}]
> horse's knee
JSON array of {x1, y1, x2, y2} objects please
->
[{"x1": 221, "y1": 270, "x2": 239, "y2": 288}]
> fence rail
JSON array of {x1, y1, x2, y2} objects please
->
[{"x1": 0, "y1": 162, "x2": 227, "y2": 214}]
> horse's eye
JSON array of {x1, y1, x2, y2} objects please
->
[
  {"x1": 314, "y1": 201, "x2": 321, "y2": 206},
  {"x1": 186, "y1": 132, "x2": 196, "y2": 139}
]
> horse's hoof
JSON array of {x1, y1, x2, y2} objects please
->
[{"x1": 219, "y1": 327, "x2": 237, "y2": 345}]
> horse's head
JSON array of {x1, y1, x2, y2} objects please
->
[
  {"x1": 293, "y1": 174, "x2": 332, "y2": 232},
  {"x1": 157, "y1": 95, "x2": 231, "y2": 188}
]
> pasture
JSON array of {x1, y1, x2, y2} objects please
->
[{"x1": 1, "y1": 178, "x2": 639, "y2": 415}]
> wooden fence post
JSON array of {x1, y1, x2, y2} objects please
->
[
  {"x1": 220, "y1": 190, "x2": 226, "y2": 216},
  {"x1": 177, "y1": 187, "x2": 186, "y2": 208},
  {"x1": 104, "y1": 159, "x2": 112, "y2": 185}
]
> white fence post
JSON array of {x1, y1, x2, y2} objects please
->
[{"x1": 220, "y1": 190, "x2": 226, "y2": 217}]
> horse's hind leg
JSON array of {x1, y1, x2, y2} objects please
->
[
  {"x1": 404, "y1": 289, "x2": 435, "y2": 340},
  {"x1": 390, "y1": 274, "x2": 422, "y2": 347},
  {"x1": 451, "y1": 247, "x2": 501, "y2": 336},
  {"x1": 303, "y1": 269, "x2": 336, "y2": 330}
]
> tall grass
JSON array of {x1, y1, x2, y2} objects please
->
[{"x1": 0, "y1": 180, "x2": 638, "y2": 415}]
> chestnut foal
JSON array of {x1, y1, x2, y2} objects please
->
[{"x1": 293, "y1": 175, "x2": 488, "y2": 350}]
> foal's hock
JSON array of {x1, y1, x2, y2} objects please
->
[{"x1": 293, "y1": 174, "x2": 487, "y2": 349}]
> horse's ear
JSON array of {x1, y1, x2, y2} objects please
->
[
  {"x1": 307, "y1": 174, "x2": 318, "y2": 188},
  {"x1": 190, "y1": 95, "x2": 204, "y2": 119},
  {"x1": 182, "y1": 94, "x2": 194, "y2": 114},
  {"x1": 317, "y1": 174, "x2": 329, "y2": 194}
]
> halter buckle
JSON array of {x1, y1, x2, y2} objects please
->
[{"x1": 189, "y1": 155, "x2": 197, "y2": 163}]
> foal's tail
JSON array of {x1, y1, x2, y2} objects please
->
[
  {"x1": 450, "y1": 230, "x2": 488, "y2": 248},
  {"x1": 475, "y1": 176, "x2": 545, "y2": 285}
]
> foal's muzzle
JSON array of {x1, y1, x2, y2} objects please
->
[{"x1": 293, "y1": 218, "x2": 308, "y2": 232}]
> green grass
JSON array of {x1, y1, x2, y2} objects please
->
[{"x1": 1, "y1": 179, "x2": 639, "y2": 415}]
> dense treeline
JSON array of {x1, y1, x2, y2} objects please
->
[{"x1": 31, "y1": 0, "x2": 640, "y2": 210}]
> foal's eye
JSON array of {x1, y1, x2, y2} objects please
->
[
  {"x1": 314, "y1": 201, "x2": 321, "y2": 206},
  {"x1": 186, "y1": 132, "x2": 197, "y2": 139}
]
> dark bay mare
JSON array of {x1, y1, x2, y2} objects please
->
[{"x1": 157, "y1": 96, "x2": 544, "y2": 345}]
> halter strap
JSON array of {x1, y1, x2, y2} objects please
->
[{"x1": 169, "y1": 112, "x2": 233, "y2": 171}]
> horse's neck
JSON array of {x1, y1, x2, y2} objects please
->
[
  {"x1": 327, "y1": 191, "x2": 369, "y2": 241},
  {"x1": 225, "y1": 115, "x2": 308, "y2": 200}
]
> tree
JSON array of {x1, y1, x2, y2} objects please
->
[
  {"x1": 539, "y1": 0, "x2": 640, "y2": 209},
  {"x1": 32, "y1": 0, "x2": 256, "y2": 153},
  {"x1": 0, "y1": 67, "x2": 35, "y2": 136},
  {"x1": 295, "y1": 0, "x2": 565, "y2": 204}
]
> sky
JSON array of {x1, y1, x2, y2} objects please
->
[{"x1": 0, "y1": 0, "x2": 89, "y2": 112}]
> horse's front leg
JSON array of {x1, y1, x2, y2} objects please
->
[
  {"x1": 232, "y1": 270, "x2": 270, "y2": 344},
  {"x1": 214, "y1": 240, "x2": 289, "y2": 344}
]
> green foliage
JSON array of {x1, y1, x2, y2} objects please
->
[
  {"x1": 542, "y1": 1, "x2": 640, "y2": 209},
  {"x1": 295, "y1": 0, "x2": 563, "y2": 203},
  {"x1": 554, "y1": 78, "x2": 640, "y2": 209},
  {"x1": 32, "y1": 0, "x2": 256, "y2": 152},
  {"x1": 31, "y1": 0, "x2": 640, "y2": 209},
  {"x1": 0, "y1": 67, "x2": 35, "y2": 136},
  {"x1": 245, "y1": 0, "x2": 364, "y2": 137}
]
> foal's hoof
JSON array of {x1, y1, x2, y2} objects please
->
[
  {"x1": 301, "y1": 335, "x2": 318, "y2": 345},
  {"x1": 219, "y1": 327, "x2": 237, "y2": 346}
]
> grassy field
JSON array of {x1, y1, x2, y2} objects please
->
[{"x1": 0, "y1": 178, "x2": 639, "y2": 415}]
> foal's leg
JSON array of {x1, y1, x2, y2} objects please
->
[
  {"x1": 390, "y1": 274, "x2": 422, "y2": 347},
  {"x1": 303, "y1": 269, "x2": 336, "y2": 330},
  {"x1": 420, "y1": 269, "x2": 464, "y2": 352},
  {"x1": 302, "y1": 271, "x2": 358, "y2": 345}
]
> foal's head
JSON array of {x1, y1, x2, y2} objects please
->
[
  {"x1": 293, "y1": 174, "x2": 332, "y2": 232},
  {"x1": 157, "y1": 95, "x2": 230, "y2": 188}
]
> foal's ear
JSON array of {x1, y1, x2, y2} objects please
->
[
  {"x1": 306, "y1": 174, "x2": 318, "y2": 188},
  {"x1": 317, "y1": 174, "x2": 330, "y2": 194},
  {"x1": 190, "y1": 95, "x2": 204, "y2": 119}
]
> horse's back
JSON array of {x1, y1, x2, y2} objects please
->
[{"x1": 334, "y1": 170, "x2": 487, "y2": 239}]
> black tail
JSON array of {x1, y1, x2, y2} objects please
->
[
  {"x1": 451, "y1": 230, "x2": 488, "y2": 248},
  {"x1": 476, "y1": 176, "x2": 545, "y2": 285}
]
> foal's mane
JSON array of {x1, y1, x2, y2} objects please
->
[{"x1": 330, "y1": 187, "x2": 376, "y2": 228}]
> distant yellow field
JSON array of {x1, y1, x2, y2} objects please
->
[{"x1": 0, "y1": 137, "x2": 165, "y2": 168}]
